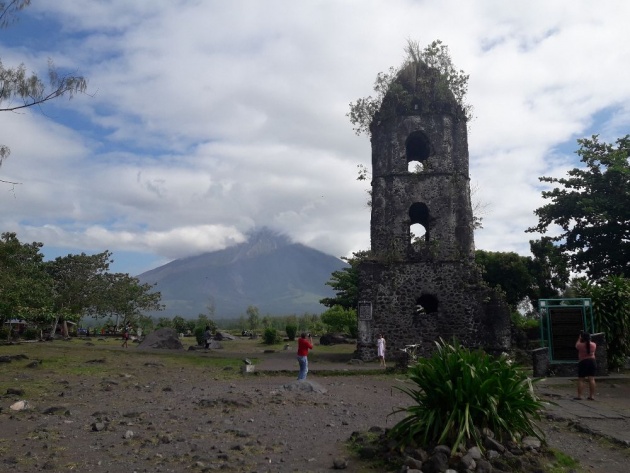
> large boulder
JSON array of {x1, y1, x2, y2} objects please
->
[{"x1": 137, "y1": 328, "x2": 184, "y2": 350}]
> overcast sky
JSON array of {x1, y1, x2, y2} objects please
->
[{"x1": 1, "y1": 0, "x2": 629, "y2": 276}]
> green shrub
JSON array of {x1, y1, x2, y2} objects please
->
[
  {"x1": 321, "y1": 305, "x2": 357, "y2": 333},
  {"x1": 389, "y1": 339, "x2": 544, "y2": 453},
  {"x1": 0, "y1": 328, "x2": 9, "y2": 340},
  {"x1": 511, "y1": 311, "x2": 539, "y2": 330},
  {"x1": 22, "y1": 328, "x2": 39, "y2": 340},
  {"x1": 263, "y1": 327, "x2": 279, "y2": 345},
  {"x1": 194, "y1": 327, "x2": 204, "y2": 346},
  {"x1": 285, "y1": 324, "x2": 298, "y2": 341}
]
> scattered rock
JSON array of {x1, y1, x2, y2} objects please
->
[
  {"x1": 522, "y1": 436, "x2": 542, "y2": 450},
  {"x1": 404, "y1": 455, "x2": 423, "y2": 470},
  {"x1": 281, "y1": 380, "x2": 327, "y2": 393},
  {"x1": 91, "y1": 422, "x2": 106, "y2": 432},
  {"x1": 422, "y1": 450, "x2": 449, "y2": 473},
  {"x1": 348, "y1": 426, "x2": 546, "y2": 473},
  {"x1": 9, "y1": 400, "x2": 29, "y2": 411},
  {"x1": 42, "y1": 406, "x2": 70, "y2": 416}
]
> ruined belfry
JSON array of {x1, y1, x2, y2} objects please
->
[{"x1": 356, "y1": 60, "x2": 511, "y2": 361}]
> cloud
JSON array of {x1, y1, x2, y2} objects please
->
[{"x1": 2, "y1": 0, "x2": 630, "y2": 275}]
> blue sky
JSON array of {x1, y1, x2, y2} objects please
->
[{"x1": 1, "y1": 0, "x2": 630, "y2": 276}]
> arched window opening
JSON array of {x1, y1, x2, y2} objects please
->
[
  {"x1": 405, "y1": 131, "x2": 431, "y2": 164},
  {"x1": 416, "y1": 294, "x2": 439, "y2": 314},
  {"x1": 410, "y1": 223, "x2": 425, "y2": 244},
  {"x1": 409, "y1": 202, "x2": 430, "y2": 244},
  {"x1": 408, "y1": 160, "x2": 424, "y2": 173}
]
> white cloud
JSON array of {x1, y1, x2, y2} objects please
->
[{"x1": 2, "y1": 0, "x2": 630, "y2": 274}]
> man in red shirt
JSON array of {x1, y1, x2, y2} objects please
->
[{"x1": 297, "y1": 332, "x2": 313, "y2": 380}]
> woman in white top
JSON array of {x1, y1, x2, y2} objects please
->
[{"x1": 376, "y1": 334, "x2": 386, "y2": 368}]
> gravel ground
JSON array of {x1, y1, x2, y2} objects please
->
[
  {"x1": 2, "y1": 342, "x2": 630, "y2": 473},
  {"x1": 1, "y1": 359, "x2": 410, "y2": 473}
]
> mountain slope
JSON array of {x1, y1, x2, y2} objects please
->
[{"x1": 137, "y1": 229, "x2": 347, "y2": 318}]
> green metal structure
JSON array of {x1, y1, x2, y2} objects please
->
[{"x1": 539, "y1": 298, "x2": 594, "y2": 362}]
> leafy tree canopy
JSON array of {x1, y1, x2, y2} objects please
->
[
  {"x1": 246, "y1": 305, "x2": 260, "y2": 331},
  {"x1": 320, "y1": 251, "x2": 370, "y2": 310},
  {"x1": 527, "y1": 135, "x2": 630, "y2": 280},
  {"x1": 45, "y1": 251, "x2": 113, "y2": 318},
  {"x1": 526, "y1": 237, "x2": 571, "y2": 301},
  {"x1": 320, "y1": 305, "x2": 357, "y2": 334},
  {"x1": 0, "y1": 233, "x2": 163, "y2": 335},
  {"x1": 0, "y1": 232, "x2": 53, "y2": 324},
  {"x1": 475, "y1": 239, "x2": 570, "y2": 310},
  {"x1": 94, "y1": 272, "x2": 163, "y2": 329},
  {"x1": 475, "y1": 250, "x2": 533, "y2": 308}
]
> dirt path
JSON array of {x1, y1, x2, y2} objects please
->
[{"x1": 534, "y1": 377, "x2": 630, "y2": 473}]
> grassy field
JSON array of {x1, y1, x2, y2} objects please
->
[{"x1": 0, "y1": 334, "x2": 361, "y2": 399}]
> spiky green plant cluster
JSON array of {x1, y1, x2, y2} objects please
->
[{"x1": 389, "y1": 339, "x2": 544, "y2": 453}]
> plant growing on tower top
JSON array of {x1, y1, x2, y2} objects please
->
[{"x1": 347, "y1": 39, "x2": 473, "y2": 137}]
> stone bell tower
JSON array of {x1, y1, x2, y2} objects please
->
[{"x1": 356, "y1": 60, "x2": 511, "y2": 361}]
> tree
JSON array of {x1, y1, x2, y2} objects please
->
[
  {"x1": 525, "y1": 237, "x2": 570, "y2": 302},
  {"x1": 94, "y1": 272, "x2": 163, "y2": 330},
  {"x1": 195, "y1": 313, "x2": 217, "y2": 333},
  {"x1": 348, "y1": 39, "x2": 472, "y2": 137},
  {"x1": 171, "y1": 316, "x2": 188, "y2": 334},
  {"x1": 321, "y1": 305, "x2": 357, "y2": 335},
  {"x1": 0, "y1": 231, "x2": 164, "y2": 339},
  {"x1": 155, "y1": 317, "x2": 173, "y2": 329},
  {"x1": 475, "y1": 250, "x2": 533, "y2": 308},
  {"x1": 0, "y1": 232, "x2": 53, "y2": 332},
  {"x1": 246, "y1": 305, "x2": 260, "y2": 331},
  {"x1": 475, "y1": 244, "x2": 569, "y2": 310},
  {"x1": 320, "y1": 251, "x2": 369, "y2": 310},
  {"x1": 45, "y1": 251, "x2": 113, "y2": 336},
  {"x1": 135, "y1": 313, "x2": 155, "y2": 334},
  {"x1": 527, "y1": 135, "x2": 630, "y2": 280},
  {"x1": 1, "y1": 0, "x2": 87, "y2": 180},
  {"x1": 0, "y1": 0, "x2": 29, "y2": 28}
]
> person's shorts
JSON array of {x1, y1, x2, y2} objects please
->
[{"x1": 578, "y1": 358, "x2": 597, "y2": 377}]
